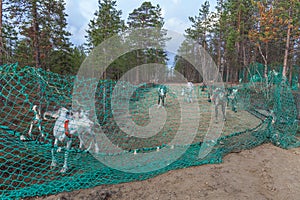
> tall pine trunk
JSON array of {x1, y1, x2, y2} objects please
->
[
  {"x1": 32, "y1": 1, "x2": 41, "y2": 68},
  {"x1": 0, "y1": 0, "x2": 3, "y2": 66},
  {"x1": 283, "y1": 7, "x2": 291, "y2": 80}
]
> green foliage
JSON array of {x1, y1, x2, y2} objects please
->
[
  {"x1": 85, "y1": 0, "x2": 126, "y2": 51},
  {"x1": 226, "y1": 28, "x2": 238, "y2": 53},
  {"x1": 68, "y1": 45, "x2": 87, "y2": 74},
  {"x1": 174, "y1": 38, "x2": 202, "y2": 82},
  {"x1": 0, "y1": 0, "x2": 19, "y2": 64},
  {"x1": 185, "y1": 0, "x2": 212, "y2": 50},
  {"x1": 6, "y1": 0, "x2": 72, "y2": 71},
  {"x1": 128, "y1": 2, "x2": 164, "y2": 28},
  {"x1": 124, "y1": 1, "x2": 169, "y2": 81},
  {"x1": 0, "y1": 0, "x2": 298, "y2": 82}
]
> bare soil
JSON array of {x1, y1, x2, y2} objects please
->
[{"x1": 29, "y1": 143, "x2": 300, "y2": 200}]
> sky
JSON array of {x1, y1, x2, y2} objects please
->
[{"x1": 65, "y1": 0, "x2": 217, "y2": 46}]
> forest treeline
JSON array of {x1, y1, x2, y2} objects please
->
[{"x1": 0, "y1": 0, "x2": 299, "y2": 84}]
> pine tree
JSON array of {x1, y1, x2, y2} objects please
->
[
  {"x1": 214, "y1": 0, "x2": 225, "y2": 78},
  {"x1": 127, "y1": 2, "x2": 163, "y2": 28},
  {"x1": 185, "y1": 1, "x2": 219, "y2": 82},
  {"x1": 127, "y1": 1, "x2": 169, "y2": 82},
  {"x1": 174, "y1": 38, "x2": 202, "y2": 82},
  {"x1": 85, "y1": 0, "x2": 126, "y2": 79},
  {"x1": 8, "y1": 0, "x2": 72, "y2": 71},
  {"x1": 0, "y1": 0, "x2": 18, "y2": 64},
  {"x1": 42, "y1": 0, "x2": 73, "y2": 73},
  {"x1": 186, "y1": 0, "x2": 212, "y2": 51},
  {"x1": 85, "y1": 0, "x2": 125, "y2": 51},
  {"x1": 221, "y1": 0, "x2": 255, "y2": 82},
  {"x1": 248, "y1": 1, "x2": 278, "y2": 80},
  {"x1": 0, "y1": 0, "x2": 3, "y2": 65},
  {"x1": 275, "y1": 0, "x2": 300, "y2": 81},
  {"x1": 248, "y1": 0, "x2": 300, "y2": 83},
  {"x1": 69, "y1": 45, "x2": 86, "y2": 74}
]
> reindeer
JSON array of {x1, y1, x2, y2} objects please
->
[
  {"x1": 73, "y1": 109, "x2": 99, "y2": 152},
  {"x1": 211, "y1": 88, "x2": 228, "y2": 122},
  {"x1": 211, "y1": 87, "x2": 239, "y2": 122},
  {"x1": 157, "y1": 85, "x2": 167, "y2": 107},
  {"x1": 44, "y1": 107, "x2": 99, "y2": 173},
  {"x1": 207, "y1": 84, "x2": 214, "y2": 102},
  {"x1": 181, "y1": 82, "x2": 194, "y2": 103},
  {"x1": 20, "y1": 105, "x2": 44, "y2": 141},
  {"x1": 228, "y1": 88, "x2": 238, "y2": 113}
]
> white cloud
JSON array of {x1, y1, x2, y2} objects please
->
[
  {"x1": 171, "y1": 0, "x2": 181, "y2": 5},
  {"x1": 78, "y1": 1, "x2": 98, "y2": 21},
  {"x1": 67, "y1": 24, "x2": 88, "y2": 46},
  {"x1": 165, "y1": 17, "x2": 189, "y2": 34},
  {"x1": 65, "y1": 0, "x2": 98, "y2": 45},
  {"x1": 65, "y1": 0, "x2": 217, "y2": 45},
  {"x1": 161, "y1": 7, "x2": 166, "y2": 18}
]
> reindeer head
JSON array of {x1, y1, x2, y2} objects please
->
[
  {"x1": 228, "y1": 89, "x2": 238, "y2": 100},
  {"x1": 32, "y1": 105, "x2": 38, "y2": 112}
]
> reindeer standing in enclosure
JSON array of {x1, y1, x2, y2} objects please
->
[
  {"x1": 20, "y1": 105, "x2": 44, "y2": 141},
  {"x1": 207, "y1": 82, "x2": 214, "y2": 102},
  {"x1": 44, "y1": 107, "x2": 99, "y2": 173},
  {"x1": 181, "y1": 82, "x2": 194, "y2": 103},
  {"x1": 211, "y1": 87, "x2": 239, "y2": 122},
  {"x1": 228, "y1": 88, "x2": 238, "y2": 113},
  {"x1": 157, "y1": 85, "x2": 167, "y2": 107},
  {"x1": 211, "y1": 88, "x2": 228, "y2": 121}
]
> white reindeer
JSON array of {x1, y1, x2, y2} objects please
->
[
  {"x1": 44, "y1": 107, "x2": 99, "y2": 173},
  {"x1": 211, "y1": 88, "x2": 227, "y2": 121},
  {"x1": 181, "y1": 82, "x2": 194, "y2": 103},
  {"x1": 20, "y1": 105, "x2": 44, "y2": 141},
  {"x1": 73, "y1": 109, "x2": 99, "y2": 152}
]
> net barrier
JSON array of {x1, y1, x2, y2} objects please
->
[{"x1": 0, "y1": 63, "x2": 299, "y2": 199}]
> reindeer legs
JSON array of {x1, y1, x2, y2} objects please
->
[
  {"x1": 51, "y1": 138, "x2": 58, "y2": 168},
  {"x1": 38, "y1": 122, "x2": 44, "y2": 138},
  {"x1": 94, "y1": 133, "x2": 99, "y2": 153},
  {"x1": 61, "y1": 139, "x2": 72, "y2": 173},
  {"x1": 78, "y1": 129, "x2": 99, "y2": 153},
  {"x1": 51, "y1": 138, "x2": 72, "y2": 173},
  {"x1": 215, "y1": 105, "x2": 218, "y2": 121},
  {"x1": 90, "y1": 130, "x2": 99, "y2": 153},
  {"x1": 28, "y1": 121, "x2": 34, "y2": 138},
  {"x1": 222, "y1": 104, "x2": 226, "y2": 121}
]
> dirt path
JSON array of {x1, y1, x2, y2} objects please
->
[{"x1": 29, "y1": 143, "x2": 300, "y2": 200}]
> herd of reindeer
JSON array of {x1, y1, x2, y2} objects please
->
[{"x1": 20, "y1": 82, "x2": 239, "y2": 173}]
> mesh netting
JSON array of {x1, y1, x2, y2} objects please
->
[{"x1": 0, "y1": 63, "x2": 299, "y2": 198}]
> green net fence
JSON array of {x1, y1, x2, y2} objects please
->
[
  {"x1": 239, "y1": 62, "x2": 299, "y2": 90},
  {"x1": 0, "y1": 63, "x2": 299, "y2": 199}
]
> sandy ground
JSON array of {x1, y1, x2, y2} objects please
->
[{"x1": 29, "y1": 143, "x2": 300, "y2": 200}]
